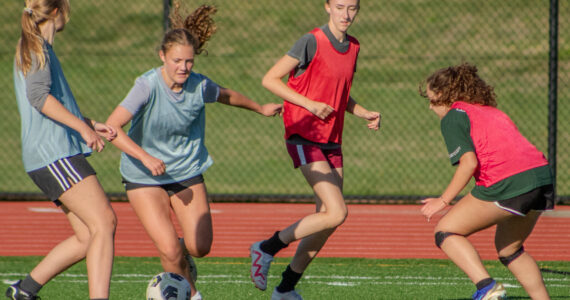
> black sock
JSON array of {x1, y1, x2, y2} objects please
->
[
  {"x1": 19, "y1": 274, "x2": 42, "y2": 295},
  {"x1": 276, "y1": 265, "x2": 303, "y2": 293},
  {"x1": 260, "y1": 231, "x2": 288, "y2": 256},
  {"x1": 475, "y1": 277, "x2": 494, "y2": 290}
]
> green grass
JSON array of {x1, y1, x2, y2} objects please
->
[
  {"x1": 1, "y1": 256, "x2": 569, "y2": 299},
  {"x1": 0, "y1": 1, "x2": 568, "y2": 197}
]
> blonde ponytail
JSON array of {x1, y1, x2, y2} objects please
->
[{"x1": 15, "y1": 0, "x2": 70, "y2": 75}]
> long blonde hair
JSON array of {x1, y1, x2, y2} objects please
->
[
  {"x1": 15, "y1": 0, "x2": 70, "y2": 75},
  {"x1": 161, "y1": 1, "x2": 217, "y2": 56}
]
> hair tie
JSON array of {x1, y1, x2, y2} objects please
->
[{"x1": 24, "y1": 7, "x2": 33, "y2": 15}]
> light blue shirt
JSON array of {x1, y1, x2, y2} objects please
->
[
  {"x1": 14, "y1": 42, "x2": 91, "y2": 172},
  {"x1": 120, "y1": 68, "x2": 219, "y2": 184}
]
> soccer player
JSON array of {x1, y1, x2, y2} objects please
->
[
  {"x1": 419, "y1": 62, "x2": 553, "y2": 300},
  {"x1": 250, "y1": 0, "x2": 381, "y2": 299},
  {"x1": 105, "y1": 1, "x2": 282, "y2": 299},
  {"x1": 8, "y1": 1, "x2": 117, "y2": 299}
]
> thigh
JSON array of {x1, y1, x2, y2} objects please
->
[
  {"x1": 300, "y1": 161, "x2": 345, "y2": 213},
  {"x1": 436, "y1": 193, "x2": 511, "y2": 236},
  {"x1": 170, "y1": 182, "x2": 213, "y2": 247},
  {"x1": 58, "y1": 175, "x2": 114, "y2": 229},
  {"x1": 127, "y1": 186, "x2": 179, "y2": 248},
  {"x1": 495, "y1": 210, "x2": 541, "y2": 255}
]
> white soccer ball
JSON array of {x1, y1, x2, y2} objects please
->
[{"x1": 146, "y1": 272, "x2": 191, "y2": 300}]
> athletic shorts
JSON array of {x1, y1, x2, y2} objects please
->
[
  {"x1": 495, "y1": 184, "x2": 555, "y2": 216},
  {"x1": 27, "y1": 154, "x2": 96, "y2": 205},
  {"x1": 286, "y1": 143, "x2": 343, "y2": 169},
  {"x1": 123, "y1": 174, "x2": 204, "y2": 197}
]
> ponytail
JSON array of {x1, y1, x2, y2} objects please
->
[
  {"x1": 162, "y1": 1, "x2": 217, "y2": 55},
  {"x1": 15, "y1": 0, "x2": 70, "y2": 75}
]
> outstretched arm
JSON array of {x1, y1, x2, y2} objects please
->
[
  {"x1": 41, "y1": 95, "x2": 106, "y2": 152},
  {"x1": 262, "y1": 55, "x2": 334, "y2": 120},
  {"x1": 346, "y1": 96, "x2": 381, "y2": 131},
  {"x1": 217, "y1": 88, "x2": 282, "y2": 117},
  {"x1": 105, "y1": 106, "x2": 165, "y2": 176},
  {"x1": 421, "y1": 151, "x2": 478, "y2": 220}
]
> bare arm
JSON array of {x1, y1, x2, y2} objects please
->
[
  {"x1": 346, "y1": 96, "x2": 381, "y2": 131},
  {"x1": 41, "y1": 95, "x2": 106, "y2": 152},
  {"x1": 217, "y1": 88, "x2": 282, "y2": 117},
  {"x1": 262, "y1": 55, "x2": 334, "y2": 120},
  {"x1": 421, "y1": 151, "x2": 478, "y2": 220},
  {"x1": 105, "y1": 106, "x2": 165, "y2": 176}
]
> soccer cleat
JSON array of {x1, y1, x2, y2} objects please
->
[
  {"x1": 472, "y1": 280, "x2": 507, "y2": 300},
  {"x1": 5, "y1": 281, "x2": 40, "y2": 300},
  {"x1": 250, "y1": 241, "x2": 274, "y2": 291},
  {"x1": 271, "y1": 288, "x2": 303, "y2": 300},
  {"x1": 179, "y1": 238, "x2": 198, "y2": 281},
  {"x1": 190, "y1": 290, "x2": 203, "y2": 300}
]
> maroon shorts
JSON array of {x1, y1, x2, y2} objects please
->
[{"x1": 286, "y1": 143, "x2": 343, "y2": 169}]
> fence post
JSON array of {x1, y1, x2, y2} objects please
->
[
  {"x1": 548, "y1": 0, "x2": 558, "y2": 202},
  {"x1": 163, "y1": 0, "x2": 171, "y2": 32}
]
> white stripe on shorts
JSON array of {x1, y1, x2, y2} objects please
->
[
  {"x1": 47, "y1": 163, "x2": 70, "y2": 190},
  {"x1": 60, "y1": 158, "x2": 82, "y2": 183},
  {"x1": 296, "y1": 144, "x2": 307, "y2": 166}
]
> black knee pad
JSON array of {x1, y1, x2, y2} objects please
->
[
  {"x1": 434, "y1": 231, "x2": 461, "y2": 248},
  {"x1": 499, "y1": 246, "x2": 525, "y2": 266}
]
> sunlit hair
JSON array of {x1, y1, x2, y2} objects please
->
[
  {"x1": 161, "y1": 1, "x2": 217, "y2": 56},
  {"x1": 15, "y1": 0, "x2": 70, "y2": 75},
  {"x1": 419, "y1": 62, "x2": 497, "y2": 107},
  {"x1": 326, "y1": 0, "x2": 360, "y2": 9}
]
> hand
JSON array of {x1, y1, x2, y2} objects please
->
[
  {"x1": 364, "y1": 111, "x2": 381, "y2": 130},
  {"x1": 94, "y1": 122, "x2": 117, "y2": 141},
  {"x1": 306, "y1": 101, "x2": 334, "y2": 120},
  {"x1": 79, "y1": 127, "x2": 105, "y2": 153},
  {"x1": 420, "y1": 197, "x2": 448, "y2": 222},
  {"x1": 260, "y1": 103, "x2": 283, "y2": 117},
  {"x1": 141, "y1": 154, "x2": 166, "y2": 176}
]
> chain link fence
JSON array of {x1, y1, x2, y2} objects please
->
[{"x1": 1, "y1": 1, "x2": 568, "y2": 203}]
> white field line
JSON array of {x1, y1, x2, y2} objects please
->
[{"x1": 2, "y1": 273, "x2": 569, "y2": 288}]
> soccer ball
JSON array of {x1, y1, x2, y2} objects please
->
[{"x1": 146, "y1": 272, "x2": 191, "y2": 300}]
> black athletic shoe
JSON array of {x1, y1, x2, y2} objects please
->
[{"x1": 5, "y1": 281, "x2": 40, "y2": 300}]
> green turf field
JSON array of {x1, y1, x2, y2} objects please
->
[{"x1": 1, "y1": 257, "x2": 569, "y2": 299}]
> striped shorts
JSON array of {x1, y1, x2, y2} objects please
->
[{"x1": 28, "y1": 154, "x2": 96, "y2": 204}]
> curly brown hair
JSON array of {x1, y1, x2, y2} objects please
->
[
  {"x1": 419, "y1": 63, "x2": 497, "y2": 107},
  {"x1": 161, "y1": 1, "x2": 217, "y2": 55}
]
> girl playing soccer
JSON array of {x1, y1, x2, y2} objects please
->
[
  {"x1": 8, "y1": 1, "x2": 118, "y2": 299},
  {"x1": 250, "y1": 0, "x2": 380, "y2": 299},
  {"x1": 419, "y1": 63, "x2": 554, "y2": 300},
  {"x1": 105, "y1": 1, "x2": 282, "y2": 299}
]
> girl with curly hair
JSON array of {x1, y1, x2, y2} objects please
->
[
  {"x1": 105, "y1": 1, "x2": 282, "y2": 299},
  {"x1": 420, "y1": 63, "x2": 553, "y2": 300}
]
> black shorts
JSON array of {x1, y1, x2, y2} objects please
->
[
  {"x1": 123, "y1": 174, "x2": 204, "y2": 197},
  {"x1": 495, "y1": 184, "x2": 555, "y2": 216},
  {"x1": 27, "y1": 154, "x2": 96, "y2": 205}
]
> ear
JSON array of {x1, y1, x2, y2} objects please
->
[
  {"x1": 50, "y1": 7, "x2": 59, "y2": 17},
  {"x1": 159, "y1": 50, "x2": 166, "y2": 63},
  {"x1": 325, "y1": 2, "x2": 331, "y2": 14}
]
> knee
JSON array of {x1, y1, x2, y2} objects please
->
[
  {"x1": 325, "y1": 208, "x2": 348, "y2": 228},
  {"x1": 498, "y1": 246, "x2": 525, "y2": 267},
  {"x1": 434, "y1": 231, "x2": 463, "y2": 248},
  {"x1": 158, "y1": 242, "x2": 184, "y2": 264}
]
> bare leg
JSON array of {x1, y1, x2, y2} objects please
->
[
  {"x1": 435, "y1": 194, "x2": 511, "y2": 284},
  {"x1": 281, "y1": 163, "x2": 345, "y2": 273},
  {"x1": 127, "y1": 186, "x2": 199, "y2": 296},
  {"x1": 171, "y1": 183, "x2": 213, "y2": 258},
  {"x1": 495, "y1": 211, "x2": 549, "y2": 299},
  {"x1": 34, "y1": 175, "x2": 116, "y2": 299}
]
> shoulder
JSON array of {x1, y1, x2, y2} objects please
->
[{"x1": 442, "y1": 108, "x2": 469, "y2": 127}]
